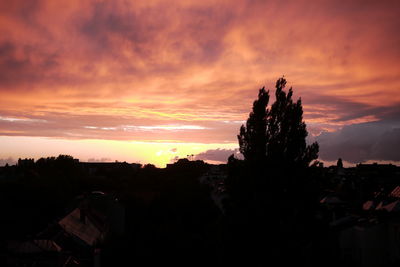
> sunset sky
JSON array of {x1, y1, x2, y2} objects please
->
[{"x1": 1, "y1": 0, "x2": 399, "y2": 167}]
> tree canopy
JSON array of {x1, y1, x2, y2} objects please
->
[
  {"x1": 227, "y1": 77, "x2": 320, "y2": 208},
  {"x1": 238, "y1": 77, "x2": 319, "y2": 169},
  {"x1": 224, "y1": 78, "x2": 321, "y2": 266}
]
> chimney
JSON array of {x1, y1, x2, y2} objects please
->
[
  {"x1": 80, "y1": 208, "x2": 86, "y2": 224},
  {"x1": 79, "y1": 197, "x2": 89, "y2": 224}
]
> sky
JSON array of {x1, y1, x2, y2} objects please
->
[{"x1": 0, "y1": 0, "x2": 399, "y2": 167}]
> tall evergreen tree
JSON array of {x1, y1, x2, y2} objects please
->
[
  {"x1": 238, "y1": 77, "x2": 319, "y2": 169},
  {"x1": 224, "y1": 77, "x2": 321, "y2": 266},
  {"x1": 238, "y1": 87, "x2": 269, "y2": 163}
]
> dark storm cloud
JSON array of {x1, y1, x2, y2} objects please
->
[
  {"x1": 317, "y1": 120, "x2": 400, "y2": 163},
  {"x1": 303, "y1": 92, "x2": 400, "y2": 125},
  {"x1": 195, "y1": 148, "x2": 240, "y2": 163},
  {"x1": 0, "y1": 41, "x2": 61, "y2": 88},
  {"x1": 76, "y1": 1, "x2": 234, "y2": 69}
]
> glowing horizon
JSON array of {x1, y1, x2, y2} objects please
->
[{"x1": 0, "y1": 136, "x2": 239, "y2": 167}]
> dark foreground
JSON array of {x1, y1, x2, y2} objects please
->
[{"x1": 1, "y1": 156, "x2": 400, "y2": 266}]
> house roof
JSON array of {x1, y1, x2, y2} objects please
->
[
  {"x1": 382, "y1": 200, "x2": 400, "y2": 212},
  {"x1": 58, "y1": 208, "x2": 104, "y2": 246},
  {"x1": 363, "y1": 200, "x2": 375, "y2": 211},
  {"x1": 320, "y1": 195, "x2": 345, "y2": 205},
  {"x1": 34, "y1": 239, "x2": 62, "y2": 252},
  {"x1": 374, "y1": 200, "x2": 400, "y2": 212},
  {"x1": 390, "y1": 186, "x2": 400, "y2": 198},
  {"x1": 8, "y1": 239, "x2": 61, "y2": 253}
]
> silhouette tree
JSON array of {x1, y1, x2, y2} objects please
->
[
  {"x1": 228, "y1": 77, "x2": 319, "y2": 212},
  {"x1": 337, "y1": 158, "x2": 343, "y2": 168},
  {"x1": 224, "y1": 77, "x2": 320, "y2": 266},
  {"x1": 238, "y1": 87, "x2": 269, "y2": 163},
  {"x1": 238, "y1": 77, "x2": 319, "y2": 169}
]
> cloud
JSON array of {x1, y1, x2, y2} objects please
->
[
  {"x1": 87, "y1": 157, "x2": 112, "y2": 162},
  {"x1": 0, "y1": 157, "x2": 16, "y2": 166},
  {"x1": 371, "y1": 128, "x2": 400, "y2": 161},
  {"x1": 194, "y1": 148, "x2": 241, "y2": 163},
  {"x1": 316, "y1": 120, "x2": 400, "y2": 163}
]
